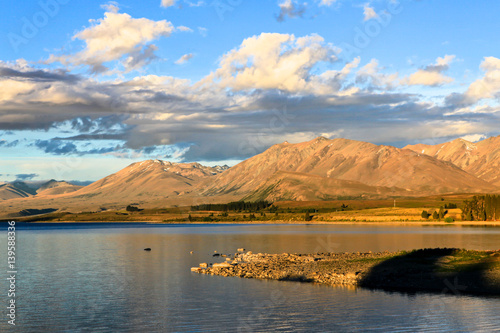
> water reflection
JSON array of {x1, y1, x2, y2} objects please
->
[{"x1": 0, "y1": 224, "x2": 499, "y2": 332}]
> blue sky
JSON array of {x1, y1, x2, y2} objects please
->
[{"x1": 1, "y1": 0, "x2": 500, "y2": 182}]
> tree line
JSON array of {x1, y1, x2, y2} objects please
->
[
  {"x1": 191, "y1": 201, "x2": 272, "y2": 212},
  {"x1": 461, "y1": 195, "x2": 500, "y2": 221}
]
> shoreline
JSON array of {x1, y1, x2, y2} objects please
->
[
  {"x1": 18, "y1": 220, "x2": 500, "y2": 226},
  {"x1": 193, "y1": 249, "x2": 500, "y2": 297}
]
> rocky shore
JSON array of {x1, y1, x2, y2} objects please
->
[{"x1": 192, "y1": 248, "x2": 500, "y2": 296}]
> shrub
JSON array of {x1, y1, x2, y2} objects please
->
[
  {"x1": 444, "y1": 217, "x2": 454, "y2": 223},
  {"x1": 421, "y1": 210, "x2": 429, "y2": 219}
]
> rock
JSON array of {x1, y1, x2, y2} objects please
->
[
  {"x1": 213, "y1": 262, "x2": 232, "y2": 268},
  {"x1": 199, "y1": 263, "x2": 208, "y2": 268},
  {"x1": 191, "y1": 267, "x2": 201, "y2": 272},
  {"x1": 213, "y1": 253, "x2": 220, "y2": 257},
  {"x1": 190, "y1": 251, "x2": 194, "y2": 254},
  {"x1": 237, "y1": 248, "x2": 245, "y2": 252},
  {"x1": 144, "y1": 248, "x2": 151, "y2": 251},
  {"x1": 246, "y1": 251, "x2": 253, "y2": 255}
]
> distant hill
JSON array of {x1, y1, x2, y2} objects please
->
[
  {"x1": 67, "y1": 160, "x2": 229, "y2": 201},
  {"x1": 0, "y1": 183, "x2": 35, "y2": 200},
  {"x1": 36, "y1": 180, "x2": 82, "y2": 196},
  {"x1": 405, "y1": 136, "x2": 500, "y2": 186},
  {"x1": 0, "y1": 179, "x2": 82, "y2": 200}
]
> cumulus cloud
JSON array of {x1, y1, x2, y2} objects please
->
[
  {"x1": 356, "y1": 59, "x2": 398, "y2": 89},
  {"x1": 401, "y1": 55, "x2": 455, "y2": 86},
  {"x1": 175, "y1": 53, "x2": 194, "y2": 65},
  {"x1": 203, "y1": 33, "x2": 342, "y2": 94},
  {"x1": 363, "y1": 4, "x2": 378, "y2": 21},
  {"x1": 277, "y1": 0, "x2": 306, "y2": 22},
  {"x1": 460, "y1": 57, "x2": 500, "y2": 104},
  {"x1": 47, "y1": 6, "x2": 174, "y2": 73}
]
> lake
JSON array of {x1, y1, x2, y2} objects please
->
[{"x1": 1, "y1": 223, "x2": 499, "y2": 332}]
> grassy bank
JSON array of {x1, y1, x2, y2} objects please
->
[{"x1": 194, "y1": 249, "x2": 500, "y2": 296}]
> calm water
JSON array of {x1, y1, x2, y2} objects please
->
[{"x1": 1, "y1": 223, "x2": 500, "y2": 332}]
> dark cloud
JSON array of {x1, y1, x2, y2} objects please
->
[
  {"x1": 15, "y1": 173, "x2": 39, "y2": 181},
  {"x1": 68, "y1": 115, "x2": 130, "y2": 133},
  {"x1": 55, "y1": 133, "x2": 128, "y2": 141},
  {"x1": 34, "y1": 139, "x2": 118, "y2": 155},
  {"x1": 35, "y1": 140, "x2": 78, "y2": 155},
  {"x1": 0, "y1": 67, "x2": 80, "y2": 83},
  {"x1": 68, "y1": 180, "x2": 94, "y2": 186},
  {"x1": 0, "y1": 139, "x2": 19, "y2": 147}
]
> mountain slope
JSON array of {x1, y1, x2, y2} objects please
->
[
  {"x1": 68, "y1": 159, "x2": 229, "y2": 201},
  {"x1": 202, "y1": 137, "x2": 496, "y2": 198},
  {"x1": 241, "y1": 171, "x2": 405, "y2": 201},
  {"x1": 405, "y1": 136, "x2": 500, "y2": 186},
  {"x1": 0, "y1": 183, "x2": 34, "y2": 200},
  {"x1": 36, "y1": 180, "x2": 83, "y2": 196}
]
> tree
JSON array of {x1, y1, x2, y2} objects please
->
[
  {"x1": 432, "y1": 211, "x2": 439, "y2": 220},
  {"x1": 466, "y1": 210, "x2": 474, "y2": 221},
  {"x1": 126, "y1": 205, "x2": 139, "y2": 212},
  {"x1": 188, "y1": 214, "x2": 192, "y2": 222},
  {"x1": 304, "y1": 211, "x2": 312, "y2": 221},
  {"x1": 421, "y1": 210, "x2": 429, "y2": 219},
  {"x1": 438, "y1": 206, "x2": 447, "y2": 219}
]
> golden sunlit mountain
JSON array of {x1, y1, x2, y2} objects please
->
[
  {"x1": 1, "y1": 137, "x2": 499, "y2": 218},
  {"x1": 405, "y1": 136, "x2": 500, "y2": 186},
  {"x1": 202, "y1": 137, "x2": 496, "y2": 200},
  {"x1": 68, "y1": 160, "x2": 229, "y2": 200}
]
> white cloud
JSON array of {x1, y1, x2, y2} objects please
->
[
  {"x1": 277, "y1": 0, "x2": 306, "y2": 22},
  {"x1": 401, "y1": 55, "x2": 455, "y2": 86},
  {"x1": 203, "y1": 33, "x2": 342, "y2": 94},
  {"x1": 160, "y1": 0, "x2": 176, "y2": 8},
  {"x1": 363, "y1": 4, "x2": 378, "y2": 21},
  {"x1": 47, "y1": 6, "x2": 174, "y2": 73},
  {"x1": 402, "y1": 70, "x2": 453, "y2": 86},
  {"x1": 175, "y1": 53, "x2": 194, "y2": 65},
  {"x1": 464, "y1": 57, "x2": 500, "y2": 102},
  {"x1": 177, "y1": 26, "x2": 193, "y2": 32},
  {"x1": 356, "y1": 59, "x2": 398, "y2": 88}
]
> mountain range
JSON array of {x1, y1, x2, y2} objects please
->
[{"x1": 1, "y1": 136, "x2": 500, "y2": 216}]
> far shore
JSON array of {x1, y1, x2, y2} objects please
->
[{"x1": 14, "y1": 220, "x2": 500, "y2": 227}]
